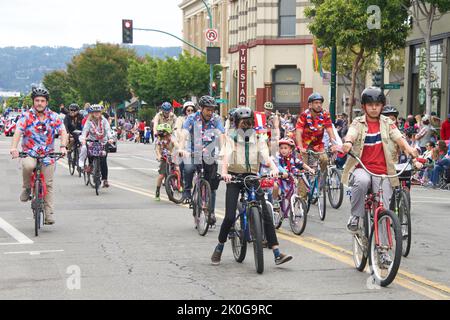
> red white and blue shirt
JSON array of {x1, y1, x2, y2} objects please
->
[
  {"x1": 16, "y1": 108, "x2": 64, "y2": 166},
  {"x1": 359, "y1": 120, "x2": 387, "y2": 174}
]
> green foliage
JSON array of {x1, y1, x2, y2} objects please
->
[
  {"x1": 67, "y1": 42, "x2": 137, "y2": 105},
  {"x1": 5, "y1": 94, "x2": 32, "y2": 109},
  {"x1": 138, "y1": 106, "x2": 157, "y2": 124},
  {"x1": 43, "y1": 70, "x2": 82, "y2": 109}
]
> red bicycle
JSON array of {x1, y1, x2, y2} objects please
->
[
  {"x1": 348, "y1": 151, "x2": 410, "y2": 287},
  {"x1": 19, "y1": 152, "x2": 63, "y2": 236},
  {"x1": 163, "y1": 154, "x2": 184, "y2": 204}
]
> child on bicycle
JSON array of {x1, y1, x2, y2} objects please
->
[
  {"x1": 212, "y1": 107, "x2": 293, "y2": 267},
  {"x1": 155, "y1": 123, "x2": 178, "y2": 201},
  {"x1": 272, "y1": 138, "x2": 315, "y2": 212}
]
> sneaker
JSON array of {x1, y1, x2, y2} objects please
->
[
  {"x1": 103, "y1": 180, "x2": 110, "y2": 188},
  {"x1": 347, "y1": 216, "x2": 360, "y2": 233},
  {"x1": 44, "y1": 214, "x2": 55, "y2": 225},
  {"x1": 155, "y1": 189, "x2": 160, "y2": 201},
  {"x1": 211, "y1": 249, "x2": 222, "y2": 266},
  {"x1": 20, "y1": 188, "x2": 31, "y2": 202},
  {"x1": 273, "y1": 201, "x2": 280, "y2": 212},
  {"x1": 208, "y1": 212, "x2": 217, "y2": 226},
  {"x1": 275, "y1": 253, "x2": 293, "y2": 265},
  {"x1": 84, "y1": 165, "x2": 92, "y2": 174},
  {"x1": 379, "y1": 252, "x2": 393, "y2": 269}
]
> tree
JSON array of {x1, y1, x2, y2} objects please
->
[
  {"x1": 403, "y1": 0, "x2": 450, "y2": 116},
  {"x1": 67, "y1": 42, "x2": 136, "y2": 107},
  {"x1": 43, "y1": 70, "x2": 82, "y2": 110},
  {"x1": 128, "y1": 56, "x2": 160, "y2": 106},
  {"x1": 306, "y1": 0, "x2": 411, "y2": 121}
]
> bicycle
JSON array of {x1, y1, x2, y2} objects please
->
[
  {"x1": 272, "y1": 173, "x2": 308, "y2": 235},
  {"x1": 302, "y1": 150, "x2": 327, "y2": 221},
  {"x1": 348, "y1": 151, "x2": 408, "y2": 287},
  {"x1": 19, "y1": 152, "x2": 63, "y2": 236},
  {"x1": 191, "y1": 162, "x2": 213, "y2": 236},
  {"x1": 83, "y1": 139, "x2": 106, "y2": 196},
  {"x1": 326, "y1": 150, "x2": 344, "y2": 209},
  {"x1": 163, "y1": 154, "x2": 184, "y2": 204},
  {"x1": 67, "y1": 130, "x2": 82, "y2": 177},
  {"x1": 228, "y1": 174, "x2": 267, "y2": 274}
]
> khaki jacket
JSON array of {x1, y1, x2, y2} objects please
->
[
  {"x1": 342, "y1": 115, "x2": 403, "y2": 187},
  {"x1": 223, "y1": 131, "x2": 271, "y2": 174}
]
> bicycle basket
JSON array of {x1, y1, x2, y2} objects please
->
[
  {"x1": 88, "y1": 142, "x2": 105, "y2": 157},
  {"x1": 260, "y1": 178, "x2": 274, "y2": 189}
]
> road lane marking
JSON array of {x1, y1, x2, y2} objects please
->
[
  {"x1": 110, "y1": 179, "x2": 450, "y2": 300},
  {"x1": 4, "y1": 249, "x2": 64, "y2": 256},
  {"x1": 0, "y1": 217, "x2": 34, "y2": 245}
]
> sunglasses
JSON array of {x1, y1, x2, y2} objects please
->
[{"x1": 186, "y1": 109, "x2": 195, "y2": 113}]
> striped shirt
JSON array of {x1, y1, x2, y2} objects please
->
[{"x1": 359, "y1": 120, "x2": 387, "y2": 174}]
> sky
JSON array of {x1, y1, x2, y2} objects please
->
[{"x1": 0, "y1": 0, "x2": 183, "y2": 48}]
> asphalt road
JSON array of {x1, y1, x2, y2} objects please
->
[{"x1": 0, "y1": 136, "x2": 449, "y2": 300}]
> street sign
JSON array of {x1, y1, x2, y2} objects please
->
[
  {"x1": 384, "y1": 83, "x2": 401, "y2": 90},
  {"x1": 205, "y1": 29, "x2": 219, "y2": 43},
  {"x1": 215, "y1": 99, "x2": 228, "y2": 104}
]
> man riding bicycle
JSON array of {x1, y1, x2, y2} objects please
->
[
  {"x1": 179, "y1": 95, "x2": 225, "y2": 226},
  {"x1": 153, "y1": 102, "x2": 177, "y2": 139},
  {"x1": 341, "y1": 87, "x2": 419, "y2": 232},
  {"x1": 10, "y1": 87, "x2": 68, "y2": 225},
  {"x1": 64, "y1": 103, "x2": 83, "y2": 152}
]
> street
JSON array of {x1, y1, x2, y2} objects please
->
[{"x1": 1, "y1": 137, "x2": 449, "y2": 300}]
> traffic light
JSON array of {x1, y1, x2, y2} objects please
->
[
  {"x1": 211, "y1": 82, "x2": 217, "y2": 97},
  {"x1": 122, "y1": 19, "x2": 133, "y2": 44},
  {"x1": 372, "y1": 70, "x2": 382, "y2": 87}
]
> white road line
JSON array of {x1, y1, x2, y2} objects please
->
[
  {"x1": 0, "y1": 217, "x2": 33, "y2": 245},
  {"x1": 4, "y1": 249, "x2": 64, "y2": 256},
  {"x1": 108, "y1": 167, "x2": 158, "y2": 172}
]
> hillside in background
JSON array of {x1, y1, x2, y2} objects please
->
[{"x1": 0, "y1": 45, "x2": 182, "y2": 93}]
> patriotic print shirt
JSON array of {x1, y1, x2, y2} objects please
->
[
  {"x1": 296, "y1": 109, "x2": 332, "y2": 150},
  {"x1": 16, "y1": 108, "x2": 64, "y2": 166},
  {"x1": 359, "y1": 120, "x2": 387, "y2": 174}
]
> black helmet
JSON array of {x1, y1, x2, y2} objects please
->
[
  {"x1": 361, "y1": 87, "x2": 386, "y2": 105},
  {"x1": 31, "y1": 87, "x2": 49, "y2": 101},
  {"x1": 68, "y1": 103, "x2": 80, "y2": 112},
  {"x1": 198, "y1": 95, "x2": 217, "y2": 108},
  {"x1": 382, "y1": 105, "x2": 399, "y2": 117},
  {"x1": 308, "y1": 92, "x2": 324, "y2": 104},
  {"x1": 234, "y1": 107, "x2": 254, "y2": 124}
]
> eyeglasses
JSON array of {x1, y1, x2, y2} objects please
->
[{"x1": 186, "y1": 109, "x2": 194, "y2": 113}]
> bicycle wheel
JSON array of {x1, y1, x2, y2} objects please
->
[
  {"x1": 327, "y1": 168, "x2": 344, "y2": 209},
  {"x1": 33, "y1": 180, "x2": 44, "y2": 237},
  {"x1": 165, "y1": 174, "x2": 184, "y2": 204},
  {"x1": 196, "y1": 179, "x2": 211, "y2": 236},
  {"x1": 230, "y1": 203, "x2": 247, "y2": 263},
  {"x1": 352, "y1": 214, "x2": 369, "y2": 271},
  {"x1": 398, "y1": 190, "x2": 412, "y2": 257},
  {"x1": 68, "y1": 151, "x2": 75, "y2": 176},
  {"x1": 74, "y1": 147, "x2": 81, "y2": 177},
  {"x1": 318, "y1": 178, "x2": 327, "y2": 221},
  {"x1": 289, "y1": 195, "x2": 307, "y2": 235},
  {"x1": 273, "y1": 200, "x2": 283, "y2": 229},
  {"x1": 93, "y1": 158, "x2": 101, "y2": 196},
  {"x1": 368, "y1": 210, "x2": 402, "y2": 287},
  {"x1": 249, "y1": 206, "x2": 264, "y2": 274}
]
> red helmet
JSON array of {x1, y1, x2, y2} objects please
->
[{"x1": 279, "y1": 138, "x2": 295, "y2": 148}]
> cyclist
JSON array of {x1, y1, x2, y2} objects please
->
[
  {"x1": 179, "y1": 95, "x2": 225, "y2": 225},
  {"x1": 79, "y1": 105, "x2": 114, "y2": 188},
  {"x1": 10, "y1": 87, "x2": 68, "y2": 225},
  {"x1": 263, "y1": 101, "x2": 280, "y2": 140},
  {"x1": 153, "y1": 102, "x2": 177, "y2": 139},
  {"x1": 212, "y1": 107, "x2": 293, "y2": 266},
  {"x1": 272, "y1": 138, "x2": 315, "y2": 212},
  {"x1": 64, "y1": 103, "x2": 83, "y2": 153},
  {"x1": 296, "y1": 92, "x2": 338, "y2": 199},
  {"x1": 155, "y1": 123, "x2": 178, "y2": 201},
  {"x1": 341, "y1": 87, "x2": 419, "y2": 232}
]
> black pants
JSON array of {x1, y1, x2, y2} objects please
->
[
  {"x1": 218, "y1": 173, "x2": 279, "y2": 248},
  {"x1": 89, "y1": 154, "x2": 108, "y2": 180}
]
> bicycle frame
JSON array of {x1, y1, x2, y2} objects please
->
[
  {"x1": 235, "y1": 179, "x2": 260, "y2": 242},
  {"x1": 278, "y1": 177, "x2": 295, "y2": 218}
]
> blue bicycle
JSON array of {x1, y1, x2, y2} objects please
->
[
  {"x1": 228, "y1": 174, "x2": 267, "y2": 274},
  {"x1": 302, "y1": 150, "x2": 327, "y2": 221}
]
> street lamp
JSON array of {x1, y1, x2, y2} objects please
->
[{"x1": 201, "y1": 0, "x2": 214, "y2": 97}]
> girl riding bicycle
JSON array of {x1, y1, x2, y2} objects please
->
[
  {"x1": 155, "y1": 123, "x2": 178, "y2": 201},
  {"x1": 211, "y1": 107, "x2": 293, "y2": 267},
  {"x1": 272, "y1": 138, "x2": 315, "y2": 212}
]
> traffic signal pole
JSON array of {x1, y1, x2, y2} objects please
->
[
  {"x1": 380, "y1": 53, "x2": 385, "y2": 94},
  {"x1": 330, "y1": 46, "x2": 337, "y2": 122},
  {"x1": 201, "y1": 0, "x2": 214, "y2": 97}
]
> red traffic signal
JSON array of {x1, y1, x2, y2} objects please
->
[
  {"x1": 122, "y1": 19, "x2": 133, "y2": 44},
  {"x1": 211, "y1": 82, "x2": 217, "y2": 89}
]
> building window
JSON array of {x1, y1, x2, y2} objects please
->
[
  {"x1": 273, "y1": 66, "x2": 301, "y2": 110},
  {"x1": 279, "y1": 0, "x2": 296, "y2": 37}
]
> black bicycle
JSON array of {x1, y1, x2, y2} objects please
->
[
  {"x1": 19, "y1": 152, "x2": 63, "y2": 236},
  {"x1": 191, "y1": 162, "x2": 213, "y2": 236},
  {"x1": 83, "y1": 139, "x2": 106, "y2": 196},
  {"x1": 67, "y1": 130, "x2": 82, "y2": 177}
]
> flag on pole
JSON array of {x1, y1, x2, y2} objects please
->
[
  {"x1": 172, "y1": 100, "x2": 182, "y2": 108},
  {"x1": 313, "y1": 39, "x2": 324, "y2": 78}
]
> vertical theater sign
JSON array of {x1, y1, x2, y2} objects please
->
[{"x1": 239, "y1": 45, "x2": 248, "y2": 106}]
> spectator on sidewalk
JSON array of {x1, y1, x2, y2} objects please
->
[
  {"x1": 440, "y1": 113, "x2": 450, "y2": 141},
  {"x1": 416, "y1": 115, "x2": 433, "y2": 153}
]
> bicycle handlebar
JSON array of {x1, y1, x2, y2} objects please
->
[
  {"x1": 348, "y1": 150, "x2": 412, "y2": 179},
  {"x1": 19, "y1": 152, "x2": 64, "y2": 160}
]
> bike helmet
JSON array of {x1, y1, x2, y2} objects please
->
[
  {"x1": 308, "y1": 92, "x2": 324, "y2": 104},
  {"x1": 279, "y1": 138, "x2": 296, "y2": 148},
  {"x1": 156, "y1": 123, "x2": 172, "y2": 135},
  {"x1": 89, "y1": 104, "x2": 104, "y2": 113},
  {"x1": 68, "y1": 103, "x2": 80, "y2": 112},
  {"x1": 361, "y1": 87, "x2": 386, "y2": 105},
  {"x1": 182, "y1": 101, "x2": 196, "y2": 115},
  {"x1": 31, "y1": 87, "x2": 49, "y2": 101},
  {"x1": 161, "y1": 102, "x2": 172, "y2": 112},
  {"x1": 198, "y1": 95, "x2": 217, "y2": 108},
  {"x1": 381, "y1": 105, "x2": 399, "y2": 117},
  {"x1": 228, "y1": 108, "x2": 237, "y2": 118},
  {"x1": 233, "y1": 107, "x2": 254, "y2": 124},
  {"x1": 264, "y1": 102, "x2": 274, "y2": 110}
]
